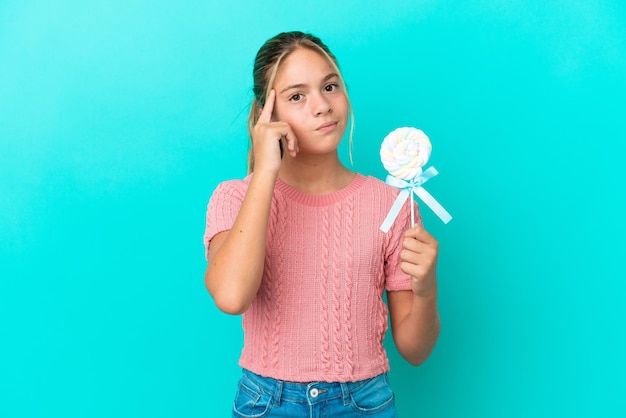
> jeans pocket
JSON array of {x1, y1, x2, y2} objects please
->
[
  {"x1": 349, "y1": 374, "x2": 396, "y2": 415},
  {"x1": 232, "y1": 375, "x2": 273, "y2": 418}
]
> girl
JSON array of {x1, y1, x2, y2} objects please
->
[{"x1": 204, "y1": 31, "x2": 440, "y2": 417}]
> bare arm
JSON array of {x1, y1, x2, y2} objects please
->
[
  {"x1": 205, "y1": 171, "x2": 277, "y2": 314},
  {"x1": 204, "y1": 90, "x2": 298, "y2": 315},
  {"x1": 388, "y1": 226, "x2": 441, "y2": 365}
]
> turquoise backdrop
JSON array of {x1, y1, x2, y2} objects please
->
[{"x1": 1, "y1": 1, "x2": 625, "y2": 417}]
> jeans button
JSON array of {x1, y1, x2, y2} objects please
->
[{"x1": 309, "y1": 388, "x2": 319, "y2": 398}]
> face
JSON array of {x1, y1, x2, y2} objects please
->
[{"x1": 270, "y1": 47, "x2": 349, "y2": 156}]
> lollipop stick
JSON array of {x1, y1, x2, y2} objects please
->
[{"x1": 410, "y1": 192, "x2": 415, "y2": 227}]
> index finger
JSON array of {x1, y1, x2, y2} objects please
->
[{"x1": 258, "y1": 89, "x2": 276, "y2": 124}]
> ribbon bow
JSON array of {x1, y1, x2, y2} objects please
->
[{"x1": 380, "y1": 166, "x2": 452, "y2": 232}]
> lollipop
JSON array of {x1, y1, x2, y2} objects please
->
[
  {"x1": 379, "y1": 127, "x2": 452, "y2": 232},
  {"x1": 380, "y1": 127, "x2": 432, "y2": 180}
]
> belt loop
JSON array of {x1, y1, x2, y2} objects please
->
[
  {"x1": 272, "y1": 379, "x2": 283, "y2": 407},
  {"x1": 340, "y1": 382, "x2": 350, "y2": 406}
]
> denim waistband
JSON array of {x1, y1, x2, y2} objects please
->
[{"x1": 240, "y1": 369, "x2": 380, "y2": 407}]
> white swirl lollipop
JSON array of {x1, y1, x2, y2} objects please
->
[
  {"x1": 380, "y1": 127, "x2": 433, "y2": 227},
  {"x1": 380, "y1": 127, "x2": 432, "y2": 180},
  {"x1": 379, "y1": 126, "x2": 452, "y2": 231}
]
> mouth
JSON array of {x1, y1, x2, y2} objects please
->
[{"x1": 316, "y1": 121, "x2": 338, "y2": 132}]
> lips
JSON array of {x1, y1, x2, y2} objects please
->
[{"x1": 316, "y1": 121, "x2": 338, "y2": 132}]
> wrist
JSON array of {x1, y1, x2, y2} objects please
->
[
  {"x1": 250, "y1": 168, "x2": 279, "y2": 184},
  {"x1": 411, "y1": 279, "x2": 438, "y2": 299}
]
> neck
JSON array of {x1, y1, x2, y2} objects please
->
[{"x1": 278, "y1": 152, "x2": 355, "y2": 195}]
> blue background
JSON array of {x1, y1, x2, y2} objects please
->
[{"x1": 1, "y1": 0, "x2": 625, "y2": 416}]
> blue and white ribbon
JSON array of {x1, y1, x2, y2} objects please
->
[{"x1": 380, "y1": 166, "x2": 452, "y2": 232}]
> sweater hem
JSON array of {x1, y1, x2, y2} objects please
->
[{"x1": 238, "y1": 361, "x2": 391, "y2": 383}]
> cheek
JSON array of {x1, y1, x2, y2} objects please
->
[
  {"x1": 272, "y1": 104, "x2": 296, "y2": 124},
  {"x1": 276, "y1": 114, "x2": 299, "y2": 131},
  {"x1": 274, "y1": 108, "x2": 304, "y2": 128},
  {"x1": 333, "y1": 96, "x2": 349, "y2": 115}
]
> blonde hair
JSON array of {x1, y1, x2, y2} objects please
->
[{"x1": 247, "y1": 32, "x2": 354, "y2": 173}]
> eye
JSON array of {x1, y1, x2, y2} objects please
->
[
  {"x1": 324, "y1": 83, "x2": 339, "y2": 92},
  {"x1": 289, "y1": 93, "x2": 303, "y2": 102}
]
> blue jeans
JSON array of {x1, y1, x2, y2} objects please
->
[{"x1": 232, "y1": 369, "x2": 398, "y2": 417}]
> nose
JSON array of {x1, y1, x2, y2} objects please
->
[{"x1": 312, "y1": 93, "x2": 332, "y2": 116}]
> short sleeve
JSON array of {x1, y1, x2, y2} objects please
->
[
  {"x1": 203, "y1": 180, "x2": 247, "y2": 260},
  {"x1": 384, "y1": 200, "x2": 422, "y2": 292}
]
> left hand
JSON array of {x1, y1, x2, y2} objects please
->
[{"x1": 400, "y1": 226, "x2": 439, "y2": 297}]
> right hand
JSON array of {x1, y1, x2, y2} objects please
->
[{"x1": 252, "y1": 90, "x2": 298, "y2": 174}]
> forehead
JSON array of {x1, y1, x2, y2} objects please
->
[{"x1": 274, "y1": 47, "x2": 335, "y2": 85}]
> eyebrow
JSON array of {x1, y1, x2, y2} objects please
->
[{"x1": 279, "y1": 73, "x2": 339, "y2": 94}]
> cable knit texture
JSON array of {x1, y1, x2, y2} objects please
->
[{"x1": 204, "y1": 174, "x2": 417, "y2": 382}]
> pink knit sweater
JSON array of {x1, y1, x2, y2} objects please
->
[{"x1": 204, "y1": 173, "x2": 416, "y2": 382}]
